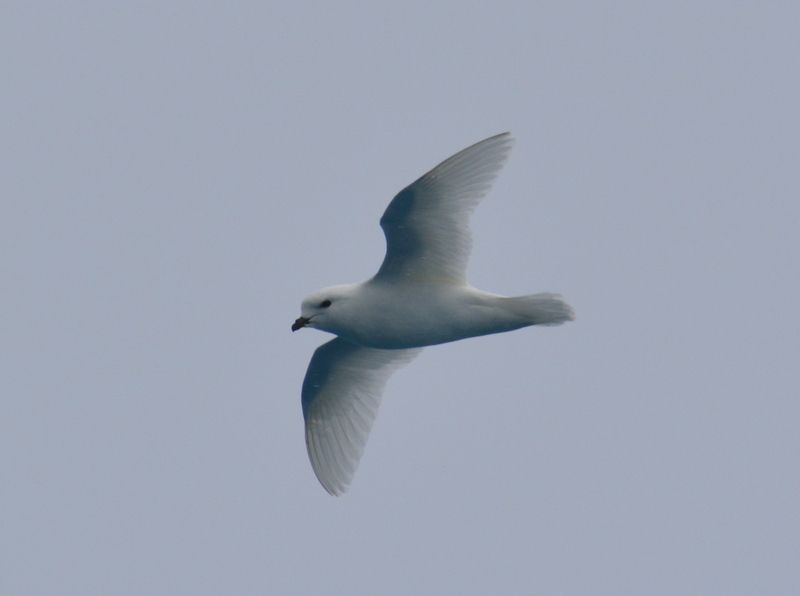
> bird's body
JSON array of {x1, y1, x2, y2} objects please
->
[
  {"x1": 300, "y1": 280, "x2": 572, "y2": 350},
  {"x1": 293, "y1": 133, "x2": 574, "y2": 495}
]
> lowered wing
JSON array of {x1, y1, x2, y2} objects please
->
[{"x1": 302, "y1": 337, "x2": 422, "y2": 495}]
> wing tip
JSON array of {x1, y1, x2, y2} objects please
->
[
  {"x1": 470, "y1": 130, "x2": 515, "y2": 149},
  {"x1": 306, "y1": 424, "x2": 353, "y2": 496}
]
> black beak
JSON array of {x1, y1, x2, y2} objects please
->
[{"x1": 292, "y1": 316, "x2": 310, "y2": 332}]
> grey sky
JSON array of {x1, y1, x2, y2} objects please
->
[{"x1": 2, "y1": 2, "x2": 799, "y2": 594}]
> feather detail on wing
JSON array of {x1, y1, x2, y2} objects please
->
[
  {"x1": 374, "y1": 133, "x2": 515, "y2": 284},
  {"x1": 302, "y1": 337, "x2": 422, "y2": 495}
]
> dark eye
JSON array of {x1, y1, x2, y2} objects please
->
[{"x1": 320, "y1": 299, "x2": 332, "y2": 308}]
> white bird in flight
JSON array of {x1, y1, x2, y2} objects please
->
[{"x1": 293, "y1": 133, "x2": 574, "y2": 495}]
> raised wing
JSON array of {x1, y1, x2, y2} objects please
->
[
  {"x1": 302, "y1": 337, "x2": 422, "y2": 495},
  {"x1": 373, "y1": 133, "x2": 515, "y2": 284}
]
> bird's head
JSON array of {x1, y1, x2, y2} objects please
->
[{"x1": 292, "y1": 284, "x2": 356, "y2": 333}]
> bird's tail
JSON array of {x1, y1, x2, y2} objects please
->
[{"x1": 500, "y1": 292, "x2": 575, "y2": 326}]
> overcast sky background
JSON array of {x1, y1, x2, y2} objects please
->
[{"x1": 3, "y1": 2, "x2": 799, "y2": 594}]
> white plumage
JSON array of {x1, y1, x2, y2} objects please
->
[{"x1": 293, "y1": 133, "x2": 574, "y2": 495}]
